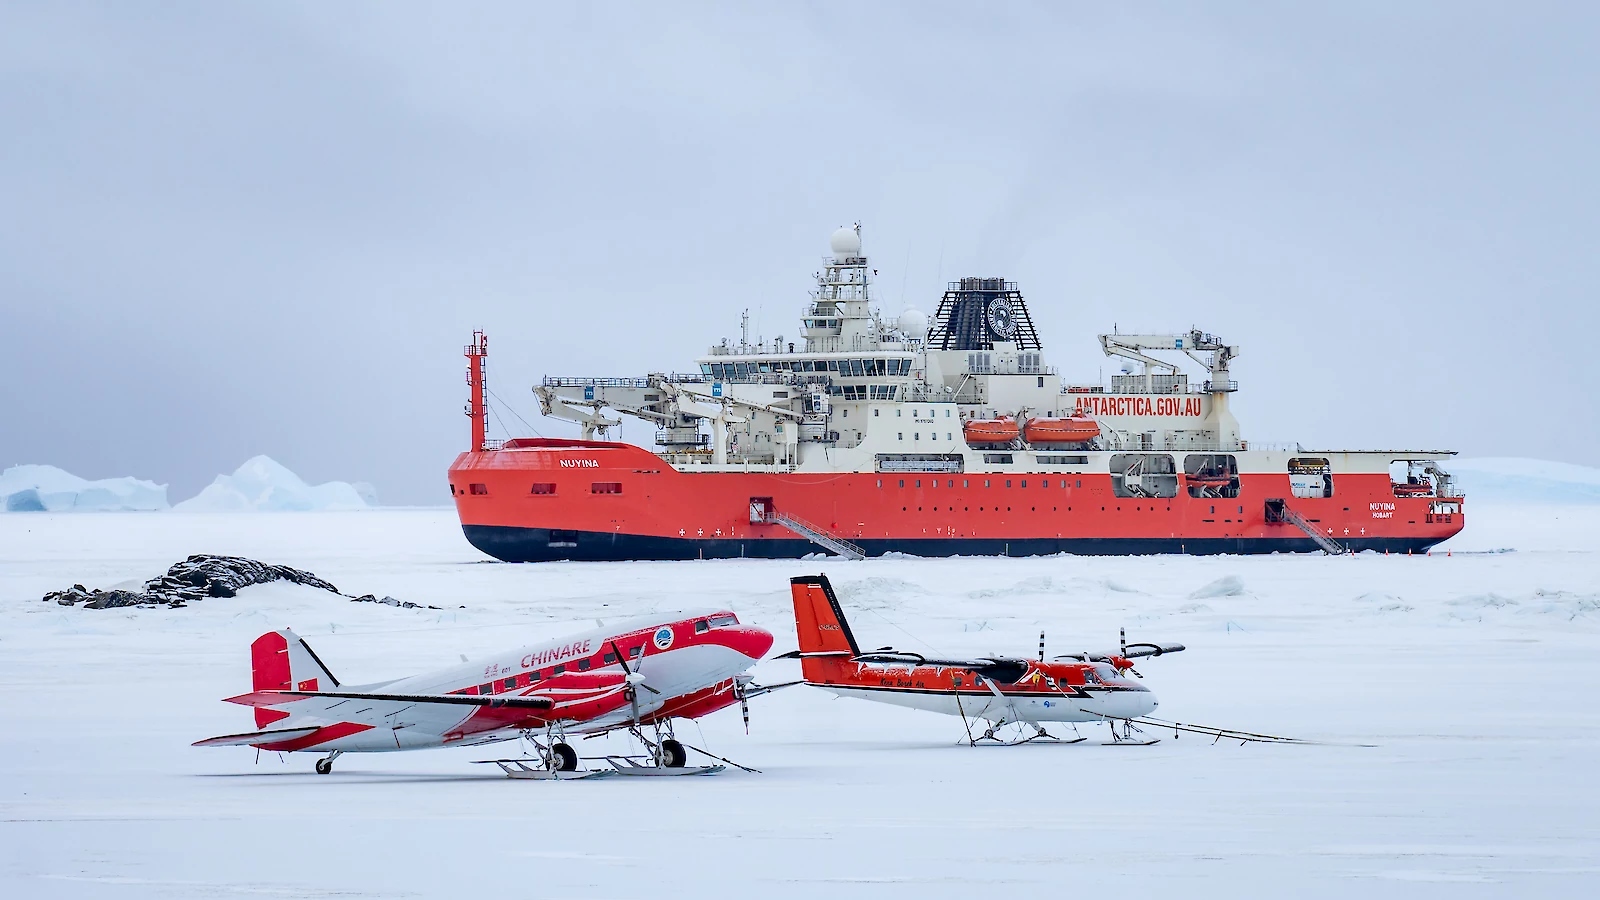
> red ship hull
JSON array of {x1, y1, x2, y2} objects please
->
[{"x1": 449, "y1": 439, "x2": 1464, "y2": 561}]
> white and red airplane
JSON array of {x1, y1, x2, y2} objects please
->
[
  {"x1": 783, "y1": 574, "x2": 1187, "y2": 745},
  {"x1": 195, "y1": 610, "x2": 779, "y2": 775}
]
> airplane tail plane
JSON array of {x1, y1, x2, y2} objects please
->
[
  {"x1": 250, "y1": 628, "x2": 339, "y2": 727},
  {"x1": 787, "y1": 575, "x2": 860, "y2": 684}
]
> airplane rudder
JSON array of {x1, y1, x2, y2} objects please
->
[
  {"x1": 788, "y1": 574, "x2": 859, "y2": 656},
  {"x1": 250, "y1": 630, "x2": 293, "y2": 727}
]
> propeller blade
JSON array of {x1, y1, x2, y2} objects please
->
[
  {"x1": 610, "y1": 640, "x2": 633, "y2": 675},
  {"x1": 735, "y1": 674, "x2": 752, "y2": 734},
  {"x1": 611, "y1": 639, "x2": 662, "y2": 695}
]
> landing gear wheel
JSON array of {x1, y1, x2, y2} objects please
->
[
  {"x1": 551, "y1": 742, "x2": 578, "y2": 772},
  {"x1": 314, "y1": 758, "x2": 333, "y2": 775},
  {"x1": 660, "y1": 738, "x2": 687, "y2": 768}
]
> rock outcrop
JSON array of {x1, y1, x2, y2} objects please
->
[{"x1": 41, "y1": 554, "x2": 438, "y2": 609}]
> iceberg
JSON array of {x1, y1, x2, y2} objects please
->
[
  {"x1": 0, "y1": 465, "x2": 169, "y2": 512},
  {"x1": 1447, "y1": 457, "x2": 1600, "y2": 504},
  {"x1": 172, "y1": 456, "x2": 370, "y2": 512}
]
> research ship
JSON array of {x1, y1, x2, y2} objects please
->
[{"x1": 448, "y1": 226, "x2": 1464, "y2": 561}]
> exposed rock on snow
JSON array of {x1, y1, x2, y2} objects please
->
[
  {"x1": 174, "y1": 456, "x2": 369, "y2": 512},
  {"x1": 0, "y1": 465, "x2": 168, "y2": 512},
  {"x1": 41, "y1": 554, "x2": 439, "y2": 610}
]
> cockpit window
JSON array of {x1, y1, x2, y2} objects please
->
[
  {"x1": 1092, "y1": 663, "x2": 1121, "y2": 682},
  {"x1": 694, "y1": 619, "x2": 710, "y2": 634},
  {"x1": 708, "y1": 613, "x2": 739, "y2": 628}
]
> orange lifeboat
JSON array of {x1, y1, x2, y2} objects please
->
[
  {"x1": 1022, "y1": 416, "x2": 1099, "y2": 447},
  {"x1": 1392, "y1": 481, "x2": 1433, "y2": 497},
  {"x1": 963, "y1": 417, "x2": 1022, "y2": 447}
]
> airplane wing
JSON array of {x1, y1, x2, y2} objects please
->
[
  {"x1": 1053, "y1": 642, "x2": 1186, "y2": 663},
  {"x1": 221, "y1": 689, "x2": 556, "y2": 733},
  {"x1": 192, "y1": 726, "x2": 322, "y2": 747},
  {"x1": 847, "y1": 650, "x2": 1032, "y2": 684},
  {"x1": 225, "y1": 689, "x2": 554, "y2": 710}
]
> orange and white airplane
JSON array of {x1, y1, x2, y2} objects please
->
[
  {"x1": 195, "y1": 610, "x2": 780, "y2": 775},
  {"x1": 784, "y1": 574, "x2": 1187, "y2": 745}
]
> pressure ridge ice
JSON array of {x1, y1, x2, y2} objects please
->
[
  {"x1": 0, "y1": 464, "x2": 168, "y2": 512},
  {"x1": 172, "y1": 456, "x2": 370, "y2": 512}
]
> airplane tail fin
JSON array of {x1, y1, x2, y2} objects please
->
[
  {"x1": 250, "y1": 628, "x2": 339, "y2": 727},
  {"x1": 788, "y1": 575, "x2": 859, "y2": 683}
]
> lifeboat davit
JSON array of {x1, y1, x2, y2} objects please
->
[
  {"x1": 1022, "y1": 416, "x2": 1100, "y2": 447},
  {"x1": 963, "y1": 417, "x2": 1022, "y2": 447}
]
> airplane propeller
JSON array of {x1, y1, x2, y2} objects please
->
[
  {"x1": 734, "y1": 674, "x2": 754, "y2": 734},
  {"x1": 610, "y1": 640, "x2": 661, "y2": 726}
]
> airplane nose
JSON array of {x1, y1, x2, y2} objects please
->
[
  {"x1": 1109, "y1": 684, "x2": 1158, "y2": 719},
  {"x1": 714, "y1": 625, "x2": 774, "y2": 661}
]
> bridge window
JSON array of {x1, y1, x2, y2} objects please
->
[
  {"x1": 577, "y1": 659, "x2": 591, "y2": 671},
  {"x1": 709, "y1": 613, "x2": 739, "y2": 628},
  {"x1": 591, "y1": 482, "x2": 623, "y2": 494},
  {"x1": 530, "y1": 483, "x2": 556, "y2": 495},
  {"x1": 695, "y1": 619, "x2": 710, "y2": 634},
  {"x1": 469, "y1": 483, "x2": 489, "y2": 495},
  {"x1": 1289, "y1": 457, "x2": 1334, "y2": 498},
  {"x1": 552, "y1": 664, "x2": 566, "y2": 675},
  {"x1": 603, "y1": 651, "x2": 617, "y2": 664},
  {"x1": 479, "y1": 683, "x2": 494, "y2": 694}
]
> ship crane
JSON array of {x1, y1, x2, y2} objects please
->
[
  {"x1": 1099, "y1": 330, "x2": 1240, "y2": 393},
  {"x1": 535, "y1": 392, "x2": 623, "y2": 440}
]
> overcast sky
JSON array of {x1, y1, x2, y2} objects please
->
[{"x1": 3, "y1": 2, "x2": 1596, "y2": 505}]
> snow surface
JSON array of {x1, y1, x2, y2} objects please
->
[
  {"x1": 0, "y1": 464, "x2": 169, "y2": 513},
  {"x1": 1449, "y1": 456, "x2": 1600, "y2": 504},
  {"x1": 2, "y1": 508, "x2": 1597, "y2": 897},
  {"x1": 172, "y1": 455, "x2": 369, "y2": 512}
]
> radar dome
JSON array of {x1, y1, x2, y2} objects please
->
[
  {"x1": 897, "y1": 308, "x2": 928, "y2": 336},
  {"x1": 829, "y1": 225, "x2": 862, "y2": 261}
]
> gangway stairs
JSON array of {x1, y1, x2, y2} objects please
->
[
  {"x1": 1277, "y1": 506, "x2": 1346, "y2": 555},
  {"x1": 765, "y1": 511, "x2": 866, "y2": 560}
]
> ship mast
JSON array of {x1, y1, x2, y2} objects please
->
[{"x1": 465, "y1": 331, "x2": 488, "y2": 451}]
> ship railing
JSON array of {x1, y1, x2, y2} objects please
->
[
  {"x1": 1202, "y1": 379, "x2": 1240, "y2": 392},
  {"x1": 543, "y1": 376, "x2": 651, "y2": 388},
  {"x1": 656, "y1": 431, "x2": 710, "y2": 447}
]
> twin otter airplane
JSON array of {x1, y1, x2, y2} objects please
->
[
  {"x1": 195, "y1": 611, "x2": 779, "y2": 775},
  {"x1": 784, "y1": 575, "x2": 1185, "y2": 744}
]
